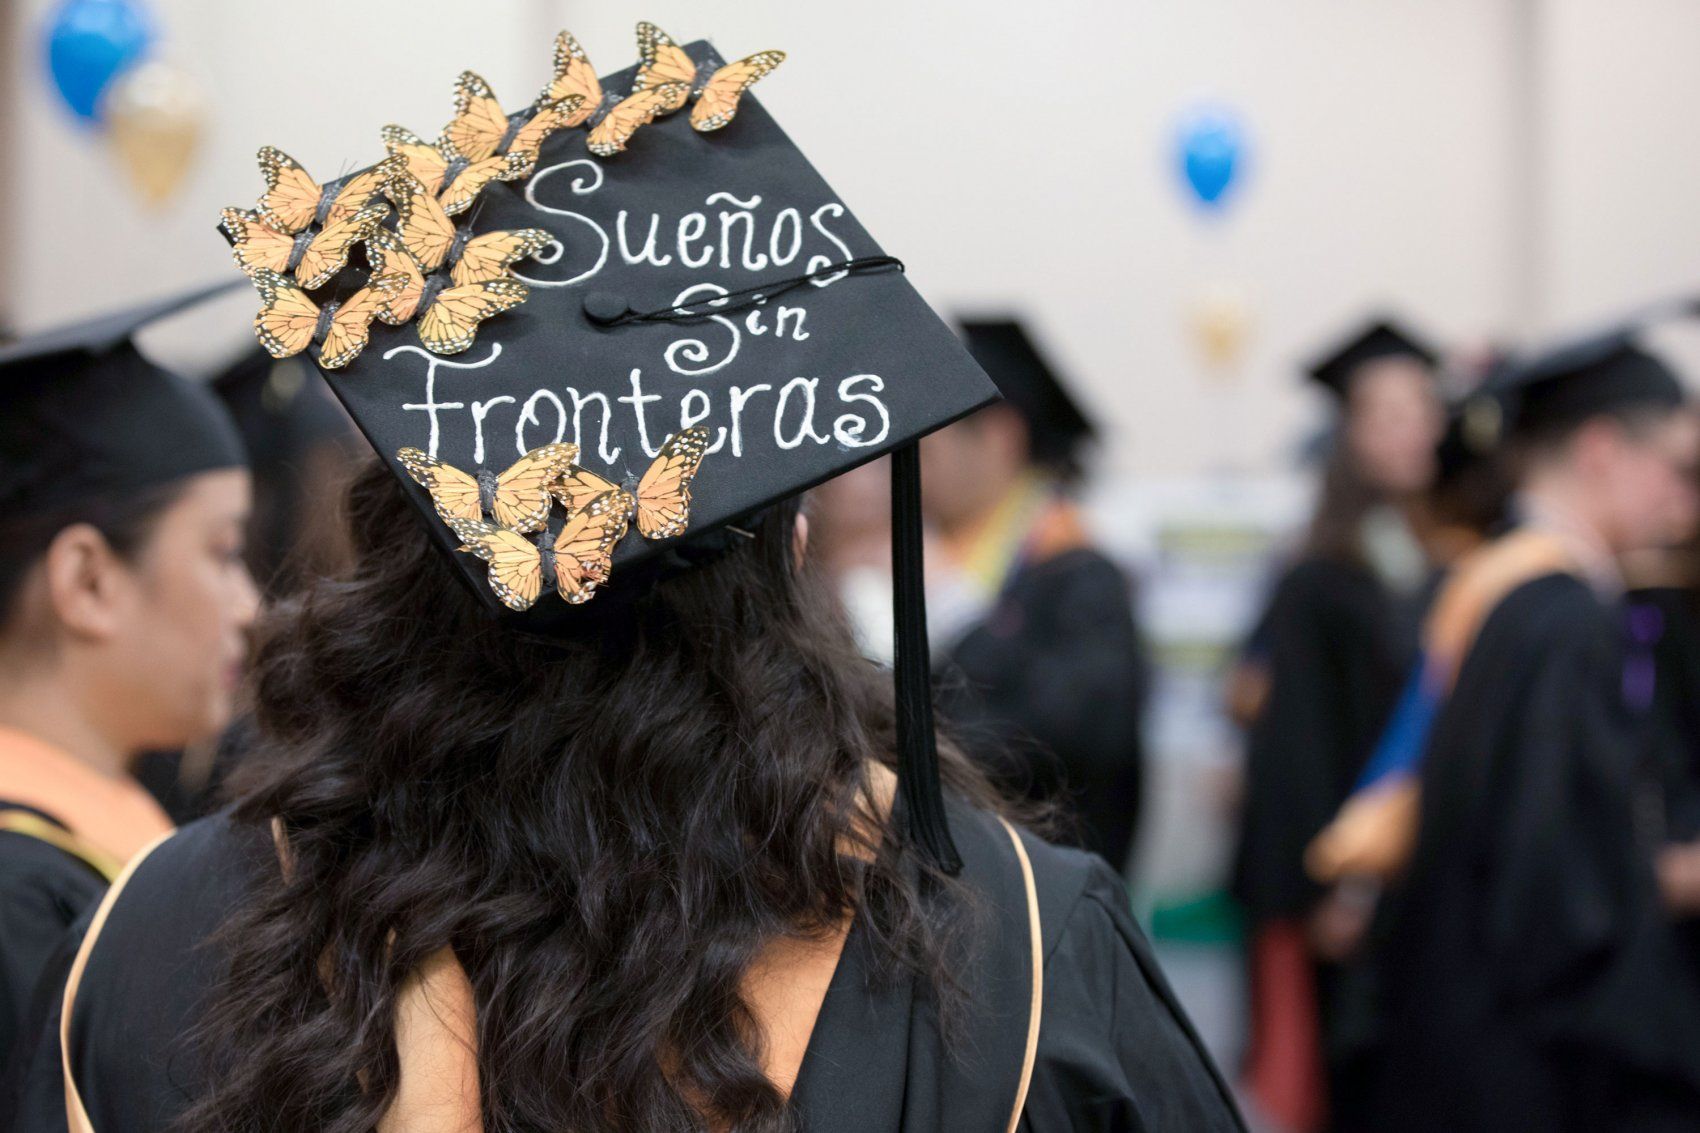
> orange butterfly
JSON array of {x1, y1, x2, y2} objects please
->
[
  {"x1": 538, "y1": 30, "x2": 603, "y2": 127},
  {"x1": 449, "y1": 228, "x2": 554, "y2": 288},
  {"x1": 256, "y1": 147, "x2": 402, "y2": 234},
  {"x1": 249, "y1": 268, "x2": 405, "y2": 370},
  {"x1": 381, "y1": 122, "x2": 528, "y2": 218},
  {"x1": 632, "y1": 22, "x2": 695, "y2": 114},
  {"x1": 552, "y1": 427, "x2": 711, "y2": 540},
  {"x1": 502, "y1": 95, "x2": 584, "y2": 179},
  {"x1": 397, "y1": 443, "x2": 578, "y2": 534},
  {"x1": 417, "y1": 278, "x2": 530, "y2": 355},
  {"x1": 364, "y1": 228, "x2": 427, "y2": 325},
  {"x1": 384, "y1": 173, "x2": 457, "y2": 272},
  {"x1": 446, "y1": 490, "x2": 633, "y2": 610},
  {"x1": 221, "y1": 202, "x2": 387, "y2": 290},
  {"x1": 690, "y1": 51, "x2": 786, "y2": 132},
  {"x1": 585, "y1": 83, "x2": 689, "y2": 157},
  {"x1": 438, "y1": 72, "x2": 582, "y2": 184}
]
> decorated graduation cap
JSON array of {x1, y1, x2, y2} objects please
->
[
  {"x1": 1490, "y1": 327, "x2": 1686, "y2": 441},
  {"x1": 958, "y1": 318, "x2": 1096, "y2": 472},
  {"x1": 0, "y1": 281, "x2": 247, "y2": 520},
  {"x1": 1306, "y1": 318, "x2": 1440, "y2": 399},
  {"x1": 218, "y1": 24, "x2": 998, "y2": 869}
]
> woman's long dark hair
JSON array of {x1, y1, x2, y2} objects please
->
[{"x1": 183, "y1": 459, "x2": 995, "y2": 1132}]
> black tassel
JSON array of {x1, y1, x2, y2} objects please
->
[{"x1": 890, "y1": 441, "x2": 962, "y2": 874}]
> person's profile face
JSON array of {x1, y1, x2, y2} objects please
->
[
  {"x1": 1615, "y1": 409, "x2": 1700, "y2": 551},
  {"x1": 1344, "y1": 359, "x2": 1444, "y2": 496},
  {"x1": 104, "y1": 469, "x2": 260, "y2": 750},
  {"x1": 919, "y1": 407, "x2": 1026, "y2": 528}
]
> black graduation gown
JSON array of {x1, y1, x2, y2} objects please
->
[
  {"x1": 939, "y1": 547, "x2": 1150, "y2": 872},
  {"x1": 1635, "y1": 585, "x2": 1700, "y2": 969},
  {"x1": 8, "y1": 801, "x2": 1244, "y2": 1133},
  {"x1": 1231, "y1": 556, "x2": 1420, "y2": 923},
  {"x1": 0, "y1": 806, "x2": 105, "y2": 1076},
  {"x1": 1367, "y1": 573, "x2": 1700, "y2": 1132}
]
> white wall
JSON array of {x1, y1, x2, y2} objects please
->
[{"x1": 4, "y1": 1, "x2": 1695, "y2": 475}]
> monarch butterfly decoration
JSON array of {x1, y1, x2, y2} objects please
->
[
  {"x1": 448, "y1": 227, "x2": 555, "y2": 288},
  {"x1": 383, "y1": 173, "x2": 458, "y2": 273},
  {"x1": 538, "y1": 30, "x2": 603, "y2": 126},
  {"x1": 248, "y1": 268, "x2": 406, "y2": 370},
  {"x1": 585, "y1": 82, "x2": 689, "y2": 157},
  {"x1": 220, "y1": 202, "x2": 388, "y2": 290},
  {"x1": 447, "y1": 489, "x2": 633, "y2": 610},
  {"x1": 690, "y1": 50, "x2": 786, "y2": 132},
  {"x1": 398, "y1": 443, "x2": 579, "y2": 534},
  {"x1": 553, "y1": 427, "x2": 712, "y2": 541},
  {"x1": 255, "y1": 147, "x2": 403, "y2": 234},
  {"x1": 631, "y1": 22, "x2": 697, "y2": 114},
  {"x1": 414, "y1": 277, "x2": 530, "y2": 355}
]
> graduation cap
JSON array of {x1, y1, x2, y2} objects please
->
[
  {"x1": 224, "y1": 32, "x2": 999, "y2": 869},
  {"x1": 0, "y1": 281, "x2": 247, "y2": 520},
  {"x1": 1489, "y1": 327, "x2": 1685, "y2": 441},
  {"x1": 1306, "y1": 318, "x2": 1440, "y2": 399},
  {"x1": 957, "y1": 318, "x2": 1096, "y2": 472}
]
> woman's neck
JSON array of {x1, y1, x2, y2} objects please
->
[{"x1": 0, "y1": 668, "x2": 130, "y2": 779}]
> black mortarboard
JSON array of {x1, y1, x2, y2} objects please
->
[
  {"x1": 957, "y1": 318, "x2": 1096, "y2": 470},
  {"x1": 0, "y1": 282, "x2": 248, "y2": 519},
  {"x1": 1490, "y1": 328, "x2": 1685, "y2": 440},
  {"x1": 1306, "y1": 318, "x2": 1439, "y2": 399},
  {"x1": 227, "y1": 33, "x2": 998, "y2": 869}
]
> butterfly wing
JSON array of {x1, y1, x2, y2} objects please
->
[
  {"x1": 381, "y1": 125, "x2": 452, "y2": 196},
  {"x1": 540, "y1": 31, "x2": 602, "y2": 125},
  {"x1": 321, "y1": 154, "x2": 405, "y2": 226},
  {"x1": 501, "y1": 97, "x2": 581, "y2": 180},
  {"x1": 450, "y1": 228, "x2": 553, "y2": 288},
  {"x1": 249, "y1": 268, "x2": 320, "y2": 359},
  {"x1": 634, "y1": 426, "x2": 711, "y2": 539},
  {"x1": 443, "y1": 71, "x2": 510, "y2": 163},
  {"x1": 417, "y1": 279, "x2": 530, "y2": 355},
  {"x1": 690, "y1": 51, "x2": 786, "y2": 132},
  {"x1": 293, "y1": 202, "x2": 388, "y2": 290},
  {"x1": 387, "y1": 173, "x2": 457, "y2": 273},
  {"x1": 221, "y1": 207, "x2": 295, "y2": 276},
  {"x1": 632, "y1": 22, "x2": 695, "y2": 113},
  {"x1": 552, "y1": 489, "x2": 634, "y2": 604},
  {"x1": 488, "y1": 442, "x2": 579, "y2": 533},
  {"x1": 364, "y1": 228, "x2": 428, "y2": 325},
  {"x1": 445, "y1": 517, "x2": 543, "y2": 612},
  {"x1": 397, "y1": 447, "x2": 484, "y2": 527},
  {"x1": 318, "y1": 273, "x2": 404, "y2": 370},
  {"x1": 437, "y1": 151, "x2": 530, "y2": 216},
  {"x1": 552, "y1": 464, "x2": 621, "y2": 512},
  {"x1": 585, "y1": 84, "x2": 687, "y2": 157},
  {"x1": 255, "y1": 147, "x2": 323, "y2": 234}
]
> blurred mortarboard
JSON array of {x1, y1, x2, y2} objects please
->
[
  {"x1": 957, "y1": 318, "x2": 1095, "y2": 469},
  {"x1": 0, "y1": 281, "x2": 247, "y2": 519},
  {"x1": 229, "y1": 31, "x2": 999, "y2": 869},
  {"x1": 1488, "y1": 327, "x2": 1685, "y2": 441},
  {"x1": 1306, "y1": 318, "x2": 1439, "y2": 399}
]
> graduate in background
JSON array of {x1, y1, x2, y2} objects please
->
[
  {"x1": 0, "y1": 287, "x2": 257, "y2": 1072},
  {"x1": 1363, "y1": 328, "x2": 1700, "y2": 1131},
  {"x1": 922, "y1": 317, "x2": 1149, "y2": 872},
  {"x1": 1231, "y1": 319, "x2": 1443, "y2": 1132}
]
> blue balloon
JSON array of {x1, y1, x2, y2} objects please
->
[
  {"x1": 1176, "y1": 106, "x2": 1245, "y2": 210},
  {"x1": 45, "y1": 0, "x2": 153, "y2": 122}
]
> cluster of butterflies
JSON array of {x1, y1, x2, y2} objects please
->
[
  {"x1": 218, "y1": 23, "x2": 785, "y2": 371},
  {"x1": 399, "y1": 426, "x2": 711, "y2": 611}
]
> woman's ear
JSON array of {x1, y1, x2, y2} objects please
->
[
  {"x1": 43, "y1": 523, "x2": 127, "y2": 642},
  {"x1": 793, "y1": 511, "x2": 810, "y2": 571}
]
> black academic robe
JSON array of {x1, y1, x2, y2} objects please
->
[
  {"x1": 1636, "y1": 585, "x2": 1700, "y2": 969},
  {"x1": 8, "y1": 800, "x2": 1244, "y2": 1133},
  {"x1": 1367, "y1": 573, "x2": 1700, "y2": 1132},
  {"x1": 1231, "y1": 557, "x2": 1420, "y2": 922},
  {"x1": 0, "y1": 806, "x2": 106, "y2": 1078},
  {"x1": 939, "y1": 547, "x2": 1150, "y2": 873}
]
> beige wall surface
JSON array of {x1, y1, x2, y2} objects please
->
[{"x1": 3, "y1": 1, "x2": 1694, "y2": 475}]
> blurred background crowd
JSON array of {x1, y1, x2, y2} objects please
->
[{"x1": 5, "y1": 2, "x2": 1700, "y2": 1130}]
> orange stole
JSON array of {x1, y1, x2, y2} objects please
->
[{"x1": 0, "y1": 726, "x2": 171, "y2": 864}]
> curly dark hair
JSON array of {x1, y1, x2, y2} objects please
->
[{"x1": 181, "y1": 458, "x2": 998, "y2": 1132}]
